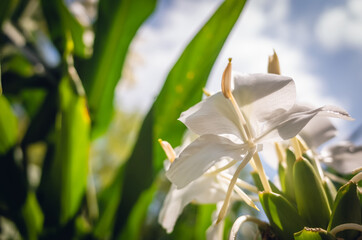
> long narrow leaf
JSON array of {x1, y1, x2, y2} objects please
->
[
  {"x1": 37, "y1": 77, "x2": 90, "y2": 226},
  {"x1": 82, "y1": 0, "x2": 157, "y2": 138},
  {"x1": 111, "y1": 0, "x2": 247, "y2": 237}
]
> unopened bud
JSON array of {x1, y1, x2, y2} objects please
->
[
  {"x1": 221, "y1": 58, "x2": 232, "y2": 99},
  {"x1": 158, "y1": 139, "x2": 176, "y2": 163},
  {"x1": 202, "y1": 88, "x2": 211, "y2": 97},
  {"x1": 268, "y1": 50, "x2": 281, "y2": 75}
]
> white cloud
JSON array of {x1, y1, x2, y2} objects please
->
[
  {"x1": 116, "y1": 0, "x2": 345, "y2": 128},
  {"x1": 315, "y1": 0, "x2": 362, "y2": 51}
]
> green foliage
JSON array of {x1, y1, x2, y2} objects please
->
[
  {"x1": 5, "y1": 0, "x2": 358, "y2": 239},
  {"x1": 259, "y1": 192, "x2": 304, "y2": 240},
  {"x1": 0, "y1": 0, "x2": 249, "y2": 238},
  {"x1": 293, "y1": 157, "x2": 331, "y2": 228},
  {"x1": 0, "y1": 95, "x2": 17, "y2": 154},
  {"x1": 37, "y1": 76, "x2": 90, "y2": 226},
  {"x1": 109, "y1": 0, "x2": 247, "y2": 238},
  {"x1": 294, "y1": 228, "x2": 336, "y2": 240},
  {"x1": 327, "y1": 181, "x2": 361, "y2": 239},
  {"x1": 152, "y1": 0, "x2": 247, "y2": 171},
  {"x1": 284, "y1": 149, "x2": 296, "y2": 203},
  {"x1": 82, "y1": 0, "x2": 157, "y2": 138}
]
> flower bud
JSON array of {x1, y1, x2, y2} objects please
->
[
  {"x1": 268, "y1": 50, "x2": 281, "y2": 75},
  {"x1": 158, "y1": 139, "x2": 176, "y2": 163},
  {"x1": 222, "y1": 58, "x2": 232, "y2": 99}
]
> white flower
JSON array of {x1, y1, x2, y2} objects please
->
[
  {"x1": 299, "y1": 116, "x2": 338, "y2": 150},
  {"x1": 297, "y1": 118, "x2": 361, "y2": 175},
  {"x1": 321, "y1": 141, "x2": 362, "y2": 174},
  {"x1": 166, "y1": 60, "x2": 352, "y2": 221},
  {"x1": 158, "y1": 139, "x2": 257, "y2": 234}
]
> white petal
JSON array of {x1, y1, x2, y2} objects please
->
[
  {"x1": 255, "y1": 104, "x2": 352, "y2": 143},
  {"x1": 166, "y1": 134, "x2": 248, "y2": 188},
  {"x1": 232, "y1": 73, "x2": 296, "y2": 137},
  {"x1": 179, "y1": 93, "x2": 244, "y2": 142},
  {"x1": 206, "y1": 221, "x2": 224, "y2": 240},
  {"x1": 321, "y1": 141, "x2": 362, "y2": 174},
  {"x1": 299, "y1": 116, "x2": 337, "y2": 149},
  {"x1": 159, "y1": 176, "x2": 227, "y2": 233},
  {"x1": 207, "y1": 202, "x2": 225, "y2": 240}
]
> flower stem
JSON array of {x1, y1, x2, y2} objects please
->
[
  {"x1": 217, "y1": 150, "x2": 255, "y2": 223},
  {"x1": 253, "y1": 153, "x2": 271, "y2": 193},
  {"x1": 330, "y1": 223, "x2": 362, "y2": 236},
  {"x1": 229, "y1": 215, "x2": 269, "y2": 240}
]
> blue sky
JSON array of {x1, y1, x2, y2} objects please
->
[{"x1": 117, "y1": 0, "x2": 362, "y2": 140}]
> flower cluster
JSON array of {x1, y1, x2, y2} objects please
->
[{"x1": 158, "y1": 52, "x2": 361, "y2": 240}]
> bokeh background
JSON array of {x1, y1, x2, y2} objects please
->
[{"x1": 119, "y1": 0, "x2": 362, "y2": 137}]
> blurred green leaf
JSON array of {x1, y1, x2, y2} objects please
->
[
  {"x1": 37, "y1": 76, "x2": 90, "y2": 226},
  {"x1": 152, "y1": 0, "x2": 247, "y2": 171},
  {"x1": 111, "y1": 0, "x2": 247, "y2": 238},
  {"x1": 82, "y1": 0, "x2": 157, "y2": 138},
  {"x1": 16, "y1": 192, "x2": 44, "y2": 240},
  {"x1": 119, "y1": 180, "x2": 158, "y2": 240},
  {"x1": 294, "y1": 228, "x2": 336, "y2": 240},
  {"x1": 40, "y1": 0, "x2": 90, "y2": 58},
  {"x1": 259, "y1": 192, "x2": 304, "y2": 240},
  {"x1": 293, "y1": 158, "x2": 331, "y2": 228},
  {"x1": 0, "y1": 95, "x2": 17, "y2": 154},
  {"x1": 93, "y1": 167, "x2": 125, "y2": 239},
  {"x1": 327, "y1": 181, "x2": 361, "y2": 239},
  {"x1": 22, "y1": 90, "x2": 57, "y2": 145},
  {"x1": 0, "y1": 0, "x2": 18, "y2": 27},
  {"x1": 194, "y1": 204, "x2": 216, "y2": 240},
  {"x1": 2, "y1": 54, "x2": 34, "y2": 77}
]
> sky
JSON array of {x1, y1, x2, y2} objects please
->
[{"x1": 116, "y1": 0, "x2": 362, "y2": 141}]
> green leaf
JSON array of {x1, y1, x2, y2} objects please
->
[
  {"x1": 251, "y1": 171, "x2": 284, "y2": 196},
  {"x1": 37, "y1": 77, "x2": 90, "y2": 226},
  {"x1": 327, "y1": 181, "x2": 361, "y2": 239},
  {"x1": 118, "y1": 180, "x2": 158, "y2": 240},
  {"x1": 293, "y1": 158, "x2": 331, "y2": 228},
  {"x1": 194, "y1": 204, "x2": 216, "y2": 240},
  {"x1": 82, "y1": 0, "x2": 157, "y2": 138},
  {"x1": 259, "y1": 192, "x2": 304, "y2": 240},
  {"x1": 40, "y1": 0, "x2": 90, "y2": 58},
  {"x1": 0, "y1": 0, "x2": 18, "y2": 27},
  {"x1": 16, "y1": 192, "x2": 44, "y2": 240},
  {"x1": 110, "y1": 0, "x2": 247, "y2": 237},
  {"x1": 323, "y1": 177, "x2": 337, "y2": 209},
  {"x1": 22, "y1": 90, "x2": 57, "y2": 145},
  {"x1": 294, "y1": 228, "x2": 336, "y2": 240},
  {"x1": 284, "y1": 149, "x2": 296, "y2": 203},
  {"x1": 2, "y1": 54, "x2": 35, "y2": 77},
  {"x1": 93, "y1": 167, "x2": 125, "y2": 239},
  {"x1": 57, "y1": 0, "x2": 92, "y2": 58},
  {"x1": 0, "y1": 95, "x2": 17, "y2": 154}
]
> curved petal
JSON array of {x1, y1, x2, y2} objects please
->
[
  {"x1": 166, "y1": 134, "x2": 248, "y2": 188},
  {"x1": 232, "y1": 73, "x2": 296, "y2": 137},
  {"x1": 179, "y1": 93, "x2": 243, "y2": 142},
  {"x1": 255, "y1": 104, "x2": 352, "y2": 143},
  {"x1": 299, "y1": 117, "x2": 337, "y2": 149},
  {"x1": 321, "y1": 141, "x2": 362, "y2": 174},
  {"x1": 159, "y1": 176, "x2": 227, "y2": 233}
]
